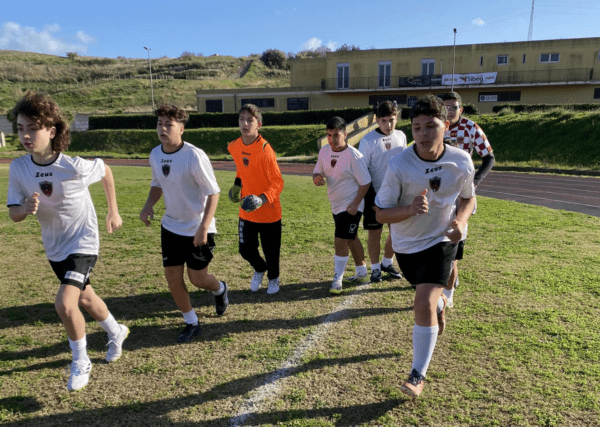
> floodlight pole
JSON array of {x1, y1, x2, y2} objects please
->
[
  {"x1": 451, "y1": 28, "x2": 457, "y2": 92},
  {"x1": 143, "y1": 47, "x2": 155, "y2": 110}
]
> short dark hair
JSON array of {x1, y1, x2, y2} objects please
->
[
  {"x1": 410, "y1": 94, "x2": 448, "y2": 122},
  {"x1": 376, "y1": 101, "x2": 398, "y2": 119},
  {"x1": 326, "y1": 116, "x2": 346, "y2": 132},
  {"x1": 154, "y1": 104, "x2": 189, "y2": 124},
  {"x1": 10, "y1": 91, "x2": 70, "y2": 153},
  {"x1": 239, "y1": 104, "x2": 263, "y2": 123},
  {"x1": 440, "y1": 91, "x2": 462, "y2": 105}
]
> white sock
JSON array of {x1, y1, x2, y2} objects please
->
[
  {"x1": 334, "y1": 255, "x2": 349, "y2": 281},
  {"x1": 454, "y1": 277, "x2": 459, "y2": 288},
  {"x1": 212, "y1": 281, "x2": 225, "y2": 295},
  {"x1": 411, "y1": 325, "x2": 439, "y2": 377},
  {"x1": 381, "y1": 257, "x2": 394, "y2": 268},
  {"x1": 437, "y1": 296, "x2": 445, "y2": 313},
  {"x1": 69, "y1": 336, "x2": 89, "y2": 362},
  {"x1": 371, "y1": 263, "x2": 380, "y2": 272},
  {"x1": 442, "y1": 287, "x2": 455, "y2": 300},
  {"x1": 98, "y1": 313, "x2": 121, "y2": 339},
  {"x1": 356, "y1": 264, "x2": 368, "y2": 276},
  {"x1": 182, "y1": 309, "x2": 198, "y2": 326}
]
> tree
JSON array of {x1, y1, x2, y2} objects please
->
[
  {"x1": 336, "y1": 44, "x2": 360, "y2": 52},
  {"x1": 260, "y1": 49, "x2": 287, "y2": 69},
  {"x1": 179, "y1": 51, "x2": 195, "y2": 58},
  {"x1": 66, "y1": 52, "x2": 78, "y2": 60}
]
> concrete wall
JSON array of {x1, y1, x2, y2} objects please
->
[{"x1": 0, "y1": 116, "x2": 13, "y2": 135}]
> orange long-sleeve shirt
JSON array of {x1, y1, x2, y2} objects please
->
[{"x1": 227, "y1": 134, "x2": 284, "y2": 223}]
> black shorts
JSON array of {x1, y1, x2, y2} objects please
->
[
  {"x1": 363, "y1": 185, "x2": 383, "y2": 230},
  {"x1": 455, "y1": 240, "x2": 465, "y2": 261},
  {"x1": 333, "y1": 211, "x2": 362, "y2": 240},
  {"x1": 395, "y1": 241, "x2": 457, "y2": 287},
  {"x1": 49, "y1": 254, "x2": 97, "y2": 290},
  {"x1": 161, "y1": 226, "x2": 215, "y2": 270}
]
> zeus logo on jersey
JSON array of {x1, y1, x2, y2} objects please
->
[
  {"x1": 39, "y1": 181, "x2": 53, "y2": 197},
  {"x1": 429, "y1": 176, "x2": 441, "y2": 192},
  {"x1": 425, "y1": 166, "x2": 443, "y2": 174},
  {"x1": 35, "y1": 172, "x2": 52, "y2": 177},
  {"x1": 162, "y1": 164, "x2": 170, "y2": 177}
]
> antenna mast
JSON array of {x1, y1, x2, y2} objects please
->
[{"x1": 528, "y1": 0, "x2": 535, "y2": 41}]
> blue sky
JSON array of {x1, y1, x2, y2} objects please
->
[{"x1": 1, "y1": 0, "x2": 599, "y2": 59}]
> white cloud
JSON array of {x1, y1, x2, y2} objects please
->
[
  {"x1": 301, "y1": 37, "x2": 338, "y2": 51},
  {"x1": 472, "y1": 18, "x2": 485, "y2": 26},
  {"x1": 0, "y1": 22, "x2": 96, "y2": 55}
]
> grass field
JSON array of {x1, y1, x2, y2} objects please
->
[{"x1": 0, "y1": 165, "x2": 599, "y2": 426}]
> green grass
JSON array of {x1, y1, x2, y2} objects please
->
[{"x1": 0, "y1": 164, "x2": 600, "y2": 426}]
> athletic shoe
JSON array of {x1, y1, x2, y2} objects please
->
[
  {"x1": 370, "y1": 268, "x2": 382, "y2": 283},
  {"x1": 454, "y1": 277, "x2": 459, "y2": 289},
  {"x1": 330, "y1": 282, "x2": 343, "y2": 295},
  {"x1": 250, "y1": 271, "x2": 265, "y2": 292},
  {"x1": 105, "y1": 324, "x2": 129, "y2": 362},
  {"x1": 178, "y1": 323, "x2": 201, "y2": 343},
  {"x1": 267, "y1": 277, "x2": 280, "y2": 295},
  {"x1": 438, "y1": 294, "x2": 448, "y2": 336},
  {"x1": 215, "y1": 282, "x2": 229, "y2": 316},
  {"x1": 67, "y1": 360, "x2": 92, "y2": 391},
  {"x1": 344, "y1": 273, "x2": 370, "y2": 284},
  {"x1": 446, "y1": 297, "x2": 454, "y2": 309},
  {"x1": 381, "y1": 264, "x2": 402, "y2": 279},
  {"x1": 400, "y1": 369, "x2": 425, "y2": 398}
]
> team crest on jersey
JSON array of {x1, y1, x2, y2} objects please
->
[
  {"x1": 39, "y1": 181, "x2": 52, "y2": 197},
  {"x1": 385, "y1": 142, "x2": 391, "y2": 150},
  {"x1": 331, "y1": 159, "x2": 337, "y2": 168},
  {"x1": 429, "y1": 176, "x2": 441, "y2": 192},
  {"x1": 349, "y1": 224, "x2": 357, "y2": 233},
  {"x1": 457, "y1": 136, "x2": 464, "y2": 145},
  {"x1": 162, "y1": 164, "x2": 171, "y2": 177},
  {"x1": 243, "y1": 157, "x2": 250, "y2": 167}
]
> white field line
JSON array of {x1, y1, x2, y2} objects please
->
[
  {"x1": 477, "y1": 189, "x2": 600, "y2": 209},
  {"x1": 227, "y1": 282, "x2": 372, "y2": 426}
]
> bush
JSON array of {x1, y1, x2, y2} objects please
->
[
  {"x1": 492, "y1": 103, "x2": 600, "y2": 113},
  {"x1": 260, "y1": 49, "x2": 287, "y2": 70}
]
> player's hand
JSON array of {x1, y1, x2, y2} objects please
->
[
  {"x1": 241, "y1": 195, "x2": 263, "y2": 212},
  {"x1": 313, "y1": 174, "x2": 325, "y2": 186},
  {"x1": 346, "y1": 202, "x2": 359, "y2": 216},
  {"x1": 410, "y1": 189, "x2": 428, "y2": 216},
  {"x1": 445, "y1": 219, "x2": 464, "y2": 243},
  {"x1": 139, "y1": 206, "x2": 154, "y2": 226},
  {"x1": 228, "y1": 185, "x2": 242, "y2": 203},
  {"x1": 193, "y1": 225, "x2": 208, "y2": 247},
  {"x1": 24, "y1": 192, "x2": 40, "y2": 215},
  {"x1": 106, "y1": 211, "x2": 123, "y2": 234}
]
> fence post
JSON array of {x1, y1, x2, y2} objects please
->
[{"x1": 0, "y1": 131, "x2": 5, "y2": 148}]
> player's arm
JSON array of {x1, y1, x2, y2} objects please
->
[
  {"x1": 102, "y1": 165, "x2": 123, "y2": 233},
  {"x1": 8, "y1": 193, "x2": 40, "y2": 222},
  {"x1": 139, "y1": 186, "x2": 163, "y2": 226},
  {"x1": 346, "y1": 183, "x2": 370, "y2": 215},
  {"x1": 259, "y1": 144, "x2": 284, "y2": 205},
  {"x1": 228, "y1": 177, "x2": 242, "y2": 203},
  {"x1": 445, "y1": 196, "x2": 476, "y2": 243},
  {"x1": 471, "y1": 124, "x2": 494, "y2": 187},
  {"x1": 474, "y1": 153, "x2": 495, "y2": 187},
  {"x1": 375, "y1": 189, "x2": 428, "y2": 224},
  {"x1": 194, "y1": 193, "x2": 219, "y2": 247},
  {"x1": 313, "y1": 173, "x2": 325, "y2": 186}
]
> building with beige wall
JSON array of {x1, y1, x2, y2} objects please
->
[{"x1": 197, "y1": 37, "x2": 600, "y2": 114}]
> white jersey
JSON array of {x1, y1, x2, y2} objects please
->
[
  {"x1": 313, "y1": 144, "x2": 371, "y2": 215},
  {"x1": 358, "y1": 128, "x2": 407, "y2": 192},
  {"x1": 150, "y1": 142, "x2": 220, "y2": 237},
  {"x1": 7, "y1": 154, "x2": 105, "y2": 261},
  {"x1": 376, "y1": 145, "x2": 475, "y2": 254}
]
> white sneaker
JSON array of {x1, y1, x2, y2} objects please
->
[
  {"x1": 344, "y1": 273, "x2": 370, "y2": 284},
  {"x1": 266, "y1": 277, "x2": 280, "y2": 295},
  {"x1": 106, "y1": 324, "x2": 130, "y2": 362},
  {"x1": 251, "y1": 271, "x2": 265, "y2": 292},
  {"x1": 330, "y1": 273, "x2": 343, "y2": 295},
  {"x1": 446, "y1": 298, "x2": 454, "y2": 308},
  {"x1": 67, "y1": 360, "x2": 92, "y2": 391}
]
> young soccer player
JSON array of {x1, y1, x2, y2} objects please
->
[
  {"x1": 375, "y1": 95, "x2": 475, "y2": 397},
  {"x1": 227, "y1": 104, "x2": 284, "y2": 295},
  {"x1": 7, "y1": 91, "x2": 128, "y2": 391},
  {"x1": 139, "y1": 104, "x2": 228, "y2": 343},
  {"x1": 358, "y1": 101, "x2": 407, "y2": 283},
  {"x1": 440, "y1": 91, "x2": 495, "y2": 307},
  {"x1": 313, "y1": 117, "x2": 371, "y2": 295}
]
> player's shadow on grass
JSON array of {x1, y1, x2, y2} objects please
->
[{"x1": 0, "y1": 352, "x2": 414, "y2": 426}]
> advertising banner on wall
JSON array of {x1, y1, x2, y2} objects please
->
[{"x1": 442, "y1": 72, "x2": 497, "y2": 86}]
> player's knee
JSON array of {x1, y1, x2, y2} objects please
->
[{"x1": 55, "y1": 300, "x2": 77, "y2": 320}]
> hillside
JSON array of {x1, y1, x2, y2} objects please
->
[{"x1": 0, "y1": 50, "x2": 289, "y2": 114}]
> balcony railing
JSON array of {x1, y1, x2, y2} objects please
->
[{"x1": 321, "y1": 68, "x2": 595, "y2": 91}]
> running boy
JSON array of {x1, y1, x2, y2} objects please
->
[
  {"x1": 358, "y1": 101, "x2": 407, "y2": 283},
  {"x1": 313, "y1": 117, "x2": 371, "y2": 295},
  {"x1": 375, "y1": 95, "x2": 475, "y2": 397},
  {"x1": 227, "y1": 104, "x2": 284, "y2": 295},
  {"x1": 7, "y1": 91, "x2": 128, "y2": 391},
  {"x1": 139, "y1": 104, "x2": 228, "y2": 343}
]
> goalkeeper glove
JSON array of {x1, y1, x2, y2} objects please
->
[
  {"x1": 228, "y1": 185, "x2": 242, "y2": 203},
  {"x1": 241, "y1": 195, "x2": 264, "y2": 212}
]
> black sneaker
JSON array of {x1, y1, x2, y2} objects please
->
[
  {"x1": 215, "y1": 282, "x2": 229, "y2": 316},
  {"x1": 370, "y1": 268, "x2": 382, "y2": 283},
  {"x1": 178, "y1": 323, "x2": 201, "y2": 343},
  {"x1": 381, "y1": 264, "x2": 402, "y2": 279}
]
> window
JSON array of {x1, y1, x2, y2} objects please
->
[
  {"x1": 497, "y1": 55, "x2": 508, "y2": 65},
  {"x1": 240, "y1": 98, "x2": 275, "y2": 108},
  {"x1": 480, "y1": 56, "x2": 484, "y2": 66},
  {"x1": 369, "y1": 95, "x2": 407, "y2": 105},
  {"x1": 540, "y1": 53, "x2": 560, "y2": 63},
  {"x1": 421, "y1": 59, "x2": 435, "y2": 75},
  {"x1": 378, "y1": 61, "x2": 392, "y2": 88},
  {"x1": 478, "y1": 91, "x2": 521, "y2": 102},
  {"x1": 337, "y1": 63, "x2": 350, "y2": 89},
  {"x1": 205, "y1": 99, "x2": 223, "y2": 113},
  {"x1": 522, "y1": 54, "x2": 526, "y2": 64},
  {"x1": 594, "y1": 88, "x2": 600, "y2": 99},
  {"x1": 287, "y1": 98, "x2": 309, "y2": 111}
]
